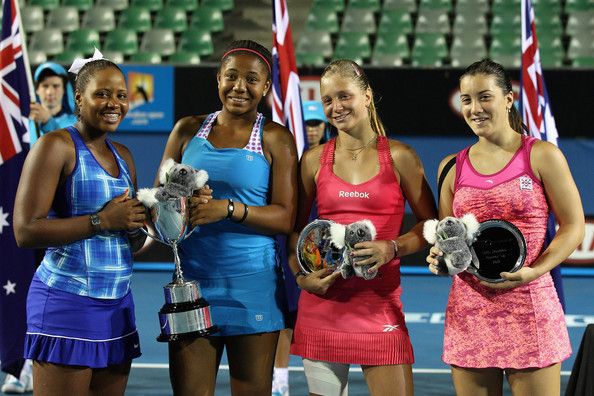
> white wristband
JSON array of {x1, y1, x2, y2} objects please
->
[{"x1": 390, "y1": 239, "x2": 398, "y2": 259}]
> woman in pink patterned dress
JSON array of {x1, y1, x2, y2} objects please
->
[
  {"x1": 288, "y1": 59, "x2": 437, "y2": 396},
  {"x1": 427, "y1": 59, "x2": 585, "y2": 395}
]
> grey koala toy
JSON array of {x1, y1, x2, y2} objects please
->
[
  {"x1": 423, "y1": 213, "x2": 480, "y2": 276},
  {"x1": 136, "y1": 158, "x2": 208, "y2": 208},
  {"x1": 329, "y1": 219, "x2": 378, "y2": 280}
]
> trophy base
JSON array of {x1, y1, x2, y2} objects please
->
[
  {"x1": 157, "y1": 298, "x2": 218, "y2": 342},
  {"x1": 156, "y1": 325, "x2": 219, "y2": 342}
]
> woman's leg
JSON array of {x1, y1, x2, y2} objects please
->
[
  {"x1": 32, "y1": 361, "x2": 92, "y2": 396},
  {"x1": 302, "y1": 358, "x2": 349, "y2": 396},
  {"x1": 361, "y1": 363, "x2": 412, "y2": 396},
  {"x1": 450, "y1": 365, "x2": 504, "y2": 396},
  {"x1": 168, "y1": 336, "x2": 225, "y2": 396},
  {"x1": 272, "y1": 328, "x2": 293, "y2": 395},
  {"x1": 506, "y1": 363, "x2": 561, "y2": 396},
  {"x1": 89, "y1": 361, "x2": 132, "y2": 396},
  {"x1": 225, "y1": 332, "x2": 279, "y2": 396}
]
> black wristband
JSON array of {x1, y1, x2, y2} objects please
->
[
  {"x1": 235, "y1": 204, "x2": 248, "y2": 224},
  {"x1": 226, "y1": 199, "x2": 234, "y2": 219},
  {"x1": 294, "y1": 271, "x2": 306, "y2": 286}
]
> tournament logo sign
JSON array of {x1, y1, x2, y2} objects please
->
[
  {"x1": 128, "y1": 71, "x2": 154, "y2": 110},
  {"x1": 118, "y1": 66, "x2": 174, "y2": 132}
]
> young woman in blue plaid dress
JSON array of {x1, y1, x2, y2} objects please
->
[{"x1": 13, "y1": 53, "x2": 147, "y2": 396}]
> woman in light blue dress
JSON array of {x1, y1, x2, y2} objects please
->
[{"x1": 154, "y1": 40, "x2": 298, "y2": 395}]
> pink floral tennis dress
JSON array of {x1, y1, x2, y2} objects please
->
[{"x1": 443, "y1": 135, "x2": 571, "y2": 369}]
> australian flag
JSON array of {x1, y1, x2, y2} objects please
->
[
  {"x1": 520, "y1": 0, "x2": 564, "y2": 309},
  {"x1": 272, "y1": 0, "x2": 307, "y2": 158},
  {"x1": 1, "y1": 0, "x2": 37, "y2": 377}
]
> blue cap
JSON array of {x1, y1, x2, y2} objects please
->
[{"x1": 302, "y1": 100, "x2": 327, "y2": 122}]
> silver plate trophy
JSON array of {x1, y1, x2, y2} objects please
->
[
  {"x1": 470, "y1": 219, "x2": 527, "y2": 283},
  {"x1": 296, "y1": 219, "x2": 344, "y2": 274},
  {"x1": 142, "y1": 197, "x2": 218, "y2": 342}
]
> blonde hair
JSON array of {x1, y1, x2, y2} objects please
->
[{"x1": 321, "y1": 59, "x2": 386, "y2": 136}]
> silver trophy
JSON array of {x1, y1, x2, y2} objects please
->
[{"x1": 141, "y1": 197, "x2": 218, "y2": 342}]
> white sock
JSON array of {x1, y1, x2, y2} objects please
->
[
  {"x1": 21, "y1": 359, "x2": 32, "y2": 374},
  {"x1": 273, "y1": 367, "x2": 289, "y2": 385}
]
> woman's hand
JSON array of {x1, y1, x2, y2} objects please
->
[
  {"x1": 350, "y1": 240, "x2": 397, "y2": 277},
  {"x1": 296, "y1": 268, "x2": 342, "y2": 295},
  {"x1": 479, "y1": 266, "x2": 539, "y2": 289},
  {"x1": 99, "y1": 191, "x2": 147, "y2": 232},
  {"x1": 426, "y1": 246, "x2": 450, "y2": 277},
  {"x1": 188, "y1": 185, "x2": 228, "y2": 227}
]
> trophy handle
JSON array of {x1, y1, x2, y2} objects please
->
[{"x1": 140, "y1": 226, "x2": 169, "y2": 245}]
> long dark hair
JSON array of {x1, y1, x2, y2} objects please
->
[{"x1": 460, "y1": 59, "x2": 528, "y2": 135}]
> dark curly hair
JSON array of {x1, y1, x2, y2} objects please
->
[
  {"x1": 72, "y1": 59, "x2": 124, "y2": 119},
  {"x1": 220, "y1": 40, "x2": 273, "y2": 80}
]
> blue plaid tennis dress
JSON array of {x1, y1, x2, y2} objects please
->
[{"x1": 25, "y1": 126, "x2": 141, "y2": 368}]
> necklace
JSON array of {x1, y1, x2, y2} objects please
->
[{"x1": 336, "y1": 135, "x2": 377, "y2": 161}]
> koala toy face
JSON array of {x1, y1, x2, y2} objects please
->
[
  {"x1": 345, "y1": 222, "x2": 375, "y2": 247},
  {"x1": 168, "y1": 165, "x2": 199, "y2": 190},
  {"x1": 436, "y1": 217, "x2": 468, "y2": 241},
  {"x1": 137, "y1": 159, "x2": 209, "y2": 208},
  {"x1": 160, "y1": 158, "x2": 207, "y2": 192},
  {"x1": 422, "y1": 213, "x2": 481, "y2": 276},
  {"x1": 329, "y1": 219, "x2": 378, "y2": 280}
]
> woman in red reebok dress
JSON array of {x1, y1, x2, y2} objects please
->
[
  {"x1": 427, "y1": 59, "x2": 585, "y2": 395},
  {"x1": 288, "y1": 59, "x2": 437, "y2": 396}
]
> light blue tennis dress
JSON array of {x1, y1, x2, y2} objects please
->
[{"x1": 180, "y1": 111, "x2": 286, "y2": 336}]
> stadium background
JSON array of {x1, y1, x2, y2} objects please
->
[{"x1": 12, "y1": 0, "x2": 593, "y2": 264}]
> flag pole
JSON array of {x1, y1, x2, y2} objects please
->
[
  {"x1": 11, "y1": 0, "x2": 35, "y2": 99},
  {"x1": 520, "y1": 0, "x2": 565, "y2": 310},
  {"x1": 11, "y1": 0, "x2": 38, "y2": 140},
  {"x1": 272, "y1": 0, "x2": 307, "y2": 158}
]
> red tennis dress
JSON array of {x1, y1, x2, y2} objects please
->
[{"x1": 291, "y1": 136, "x2": 414, "y2": 365}]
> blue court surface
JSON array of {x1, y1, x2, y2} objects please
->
[{"x1": 124, "y1": 270, "x2": 593, "y2": 395}]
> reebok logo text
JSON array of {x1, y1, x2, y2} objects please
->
[{"x1": 338, "y1": 191, "x2": 370, "y2": 199}]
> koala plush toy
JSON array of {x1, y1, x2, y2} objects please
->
[
  {"x1": 329, "y1": 219, "x2": 378, "y2": 280},
  {"x1": 137, "y1": 158, "x2": 208, "y2": 208},
  {"x1": 423, "y1": 213, "x2": 480, "y2": 276}
]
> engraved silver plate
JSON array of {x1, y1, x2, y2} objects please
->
[{"x1": 471, "y1": 219, "x2": 527, "y2": 283}]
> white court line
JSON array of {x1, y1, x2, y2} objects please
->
[{"x1": 131, "y1": 363, "x2": 572, "y2": 376}]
